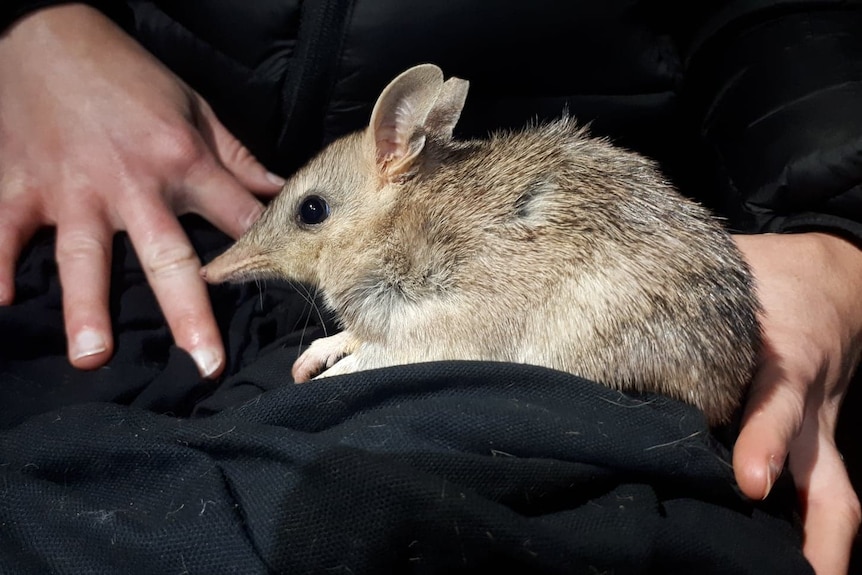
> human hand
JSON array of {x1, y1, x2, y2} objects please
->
[
  {"x1": 0, "y1": 5, "x2": 284, "y2": 377},
  {"x1": 733, "y1": 232, "x2": 862, "y2": 575}
]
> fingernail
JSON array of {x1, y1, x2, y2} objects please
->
[
  {"x1": 266, "y1": 171, "x2": 286, "y2": 187},
  {"x1": 191, "y1": 347, "x2": 222, "y2": 378},
  {"x1": 72, "y1": 329, "x2": 108, "y2": 360},
  {"x1": 764, "y1": 456, "x2": 784, "y2": 498}
]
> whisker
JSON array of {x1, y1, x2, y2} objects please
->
[
  {"x1": 284, "y1": 279, "x2": 316, "y2": 312},
  {"x1": 283, "y1": 280, "x2": 317, "y2": 361},
  {"x1": 310, "y1": 285, "x2": 328, "y2": 337},
  {"x1": 297, "y1": 286, "x2": 313, "y2": 362},
  {"x1": 253, "y1": 279, "x2": 266, "y2": 311}
]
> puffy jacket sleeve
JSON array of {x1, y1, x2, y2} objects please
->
[
  {"x1": 0, "y1": 1, "x2": 131, "y2": 32},
  {"x1": 681, "y1": 0, "x2": 862, "y2": 240}
]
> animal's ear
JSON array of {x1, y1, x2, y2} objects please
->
[
  {"x1": 424, "y1": 76, "x2": 469, "y2": 141},
  {"x1": 369, "y1": 64, "x2": 467, "y2": 180}
]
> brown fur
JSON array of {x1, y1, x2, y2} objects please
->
[{"x1": 201, "y1": 64, "x2": 762, "y2": 425}]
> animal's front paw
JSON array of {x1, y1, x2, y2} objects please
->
[{"x1": 292, "y1": 331, "x2": 356, "y2": 383}]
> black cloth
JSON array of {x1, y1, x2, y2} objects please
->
[
  {"x1": 682, "y1": 1, "x2": 862, "y2": 242},
  {"x1": 0, "y1": 367, "x2": 813, "y2": 574},
  {"x1": 0, "y1": 224, "x2": 811, "y2": 573}
]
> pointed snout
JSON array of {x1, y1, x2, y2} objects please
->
[
  {"x1": 199, "y1": 263, "x2": 218, "y2": 284},
  {"x1": 199, "y1": 259, "x2": 230, "y2": 285},
  {"x1": 200, "y1": 243, "x2": 259, "y2": 284}
]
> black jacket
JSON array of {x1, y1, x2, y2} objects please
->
[{"x1": 3, "y1": 0, "x2": 862, "y2": 240}]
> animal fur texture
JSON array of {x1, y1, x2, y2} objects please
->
[{"x1": 201, "y1": 64, "x2": 762, "y2": 425}]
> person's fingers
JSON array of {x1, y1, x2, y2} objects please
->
[
  {"x1": 0, "y1": 196, "x2": 42, "y2": 305},
  {"x1": 194, "y1": 99, "x2": 285, "y2": 196},
  {"x1": 54, "y1": 202, "x2": 114, "y2": 369},
  {"x1": 789, "y1": 421, "x2": 861, "y2": 575},
  {"x1": 733, "y1": 350, "x2": 808, "y2": 500},
  {"x1": 182, "y1": 162, "x2": 267, "y2": 239},
  {"x1": 121, "y1": 190, "x2": 224, "y2": 378}
]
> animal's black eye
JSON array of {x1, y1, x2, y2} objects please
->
[{"x1": 298, "y1": 195, "x2": 330, "y2": 225}]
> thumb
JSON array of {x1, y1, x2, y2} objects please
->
[
  {"x1": 733, "y1": 355, "x2": 807, "y2": 500},
  {"x1": 194, "y1": 98, "x2": 285, "y2": 195}
]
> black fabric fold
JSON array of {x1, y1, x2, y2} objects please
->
[
  {"x1": 0, "y1": 359, "x2": 813, "y2": 574},
  {"x1": 682, "y1": 4, "x2": 862, "y2": 238}
]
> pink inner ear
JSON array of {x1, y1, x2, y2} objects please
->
[
  {"x1": 375, "y1": 100, "x2": 416, "y2": 164},
  {"x1": 375, "y1": 127, "x2": 402, "y2": 164}
]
